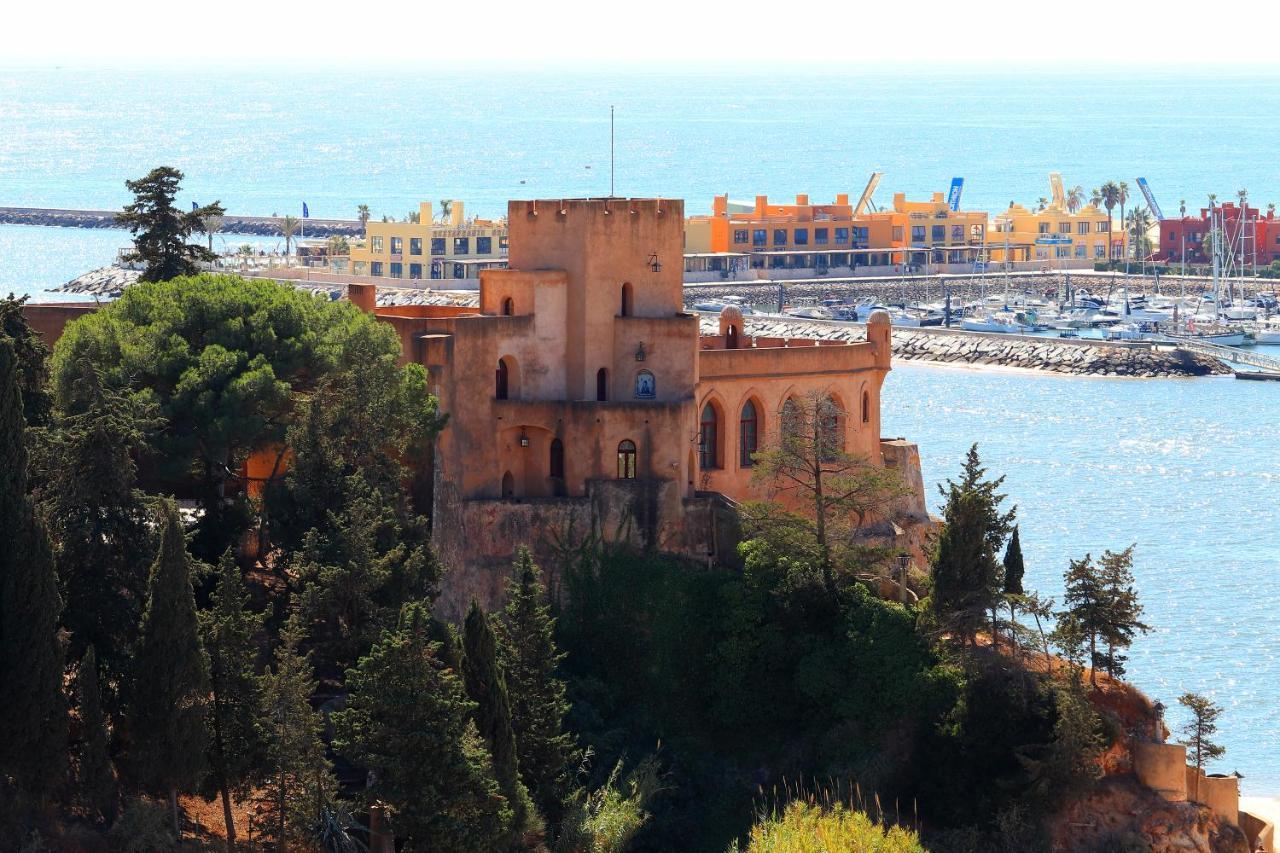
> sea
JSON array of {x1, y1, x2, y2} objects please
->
[{"x1": 1, "y1": 65, "x2": 1278, "y2": 792}]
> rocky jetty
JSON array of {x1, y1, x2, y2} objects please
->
[
  {"x1": 290, "y1": 283, "x2": 480, "y2": 308},
  {"x1": 0, "y1": 206, "x2": 363, "y2": 237},
  {"x1": 57, "y1": 266, "x2": 141, "y2": 298},
  {"x1": 685, "y1": 271, "x2": 1271, "y2": 306},
  {"x1": 698, "y1": 315, "x2": 1230, "y2": 378}
]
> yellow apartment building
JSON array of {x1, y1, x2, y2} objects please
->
[
  {"x1": 987, "y1": 202, "x2": 1115, "y2": 264},
  {"x1": 345, "y1": 200, "x2": 508, "y2": 281},
  {"x1": 881, "y1": 191, "x2": 992, "y2": 268}
]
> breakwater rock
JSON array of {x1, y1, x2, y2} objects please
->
[
  {"x1": 685, "y1": 271, "x2": 1269, "y2": 307},
  {"x1": 0, "y1": 206, "x2": 363, "y2": 237},
  {"x1": 697, "y1": 314, "x2": 1230, "y2": 378},
  {"x1": 58, "y1": 266, "x2": 141, "y2": 298},
  {"x1": 890, "y1": 328, "x2": 1230, "y2": 377}
]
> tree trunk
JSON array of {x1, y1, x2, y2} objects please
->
[
  {"x1": 221, "y1": 784, "x2": 237, "y2": 851},
  {"x1": 1088, "y1": 633, "x2": 1098, "y2": 688},
  {"x1": 171, "y1": 787, "x2": 181, "y2": 839}
]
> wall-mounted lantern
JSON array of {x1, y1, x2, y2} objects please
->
[
  {"x1": 635, "y1": 341, "x2": 646, "y2": 362},
  {"x1": 519, "y1": 431, "x2": 530, "y2": 448},
  {"x1": 647, "y1": 252, "x2": 662, "y2": 273}
]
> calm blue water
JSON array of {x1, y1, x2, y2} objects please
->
[
  {"x1": 7, "y1": 67, "x2": 1280, "y2": 296},
  {"x1": 883, "y1": 365, "x2": 1280, "y2": 794},
  {"x1": 3, "y1": 67, "x2": 1278, "y2": 791}
]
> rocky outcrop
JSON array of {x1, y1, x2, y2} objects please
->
[
  {"x1": 0, "y1": 206, "x2": 363, "y2": 237},
  {"x1": 1052, "y1": 776, "x2": 1250, "y2": 853}
]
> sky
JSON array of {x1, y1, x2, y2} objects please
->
[{"x1": 5, "y1": 0, "x2": 1280, "y2": 68}]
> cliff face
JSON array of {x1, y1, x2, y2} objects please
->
[{"x1": 1051, "y1": 775, "x2": 1250, "y2": 853}]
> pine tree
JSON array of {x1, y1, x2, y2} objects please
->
[
  {"x1": 1002, "y1": 526, "x2": 1026, "y2": 653},
  {"x1": 77, "y1": 646, "x2": 118, "y2": 824},
  {"x1": 930, "y1": 444, "x2": 1015, "y2": 650},
  {"x1": 496, "y1": 549, "x2": 577, "y2": 826},
  {"x1": 463, "y1": 599, "x2": 537, "y2": 841},
  {"x1": 1178, "y1": 692, "x2": 1226, "y2": 801},
  {"x1": 332, "y1": 601, "x2": 510, "y2": 852},
  {"x1": 1057, "y1": 555, "x2": 1108, "y2": 688},
  {"x1": 0, "y1": 338, "x2": 67, "y2": 807},
  {"x1": 1096, "y1": 546, "x2": 1149, "y2": 679},
  {"x1": 201, "y1": 550, "x2": 266, "y2": 850},
  {"x1": 116, "y1": 167, "x2": 224, "y2": 282},
  {"x1": 260, "y1": 614, "x2": 332, "y2": 849},
  {"x1": 129, "y1": 499, "x2": 209, "y2": 836},
  {"x1": 0, "y1": 295, "x2": 52, "y2": 427}
]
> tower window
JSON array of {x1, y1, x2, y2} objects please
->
[
  {"x1": 617, "y1": 440, "x2": 637, "y2": 479},
  {"x1": 699, "y1": 403, "x2": 720, "y2": 470},
  {"x1": 739, "y1": 400, "x2": 758, "y2": 467}
]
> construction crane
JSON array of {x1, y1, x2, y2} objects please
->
[
  {"x1": 1135, "y1": 177, "x2": 1165, "y2": 221},
  {"x1": 853, "y1": 172, "x2": 883, "y2": 216},
  {"x1": 1049, "y1": 172, "x2": 1066, "y2": 209}
]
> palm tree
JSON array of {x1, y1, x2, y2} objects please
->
[
  {"x1": 1268, "y1": 203, "x2": 1276, "y2": 219},
  {"x1": 1117, "y1": 181, "x2": 1130, "y2": 261},
  {"x1": 1067, "y1": 185, "x2": 1085, "y2": 214},
  {"x1": 1099, "y1": 182, "x2": 1121, "y2": 258},
  {"x1": 357, "y1": 204, "x2": 370, "y2": 228},
  {"x1": 1127, "y1": 209, "x2": 1154, "y2": 259},
  {"x1": 280, "y1": 215, "x2": 300, "y2": 256},
  {"x1": 1090, "y1": 187, "x2": 1103, "y2": 210},
  {"x1": 406, "y1": 210, "x2": 420, "y2": 224},
  {"x1": 203, "y1": 214, "x2": 223, "y2": 253},
  {"x1": 438, "y1": 199, "x2": 453, "y2": 223}
]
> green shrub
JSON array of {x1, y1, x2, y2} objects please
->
[
  {"x1": 733, "y1": 802, "x2": 926, "y2": 852},
  {"x1": 107, "y1": 798, "x2": 175, "y2": 853}
]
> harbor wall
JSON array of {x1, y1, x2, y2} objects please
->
[
  {"x1": 0, "y1": 206, "x2": 364, "y2": 237},
  {"x1": 697, "y1": 315, "x2": 1232, "y2": 378}
]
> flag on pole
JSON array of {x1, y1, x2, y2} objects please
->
[
  {"x1": 302, "y1": 202, "x2": 310, "y2": 219},
  {"x1": 192, "y1": 201, "x2": 199, "y2": 211}
]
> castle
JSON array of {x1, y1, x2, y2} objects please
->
[{"x1": 359, "y1": 197, "x2": 929, "y2": 615}]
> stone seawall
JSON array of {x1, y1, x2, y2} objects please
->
[
  {"x1": 0, "y1": 206, "x2": 364, "y2": 237},
  {"x1": 698, "y1": 315, "x2": 1230, "y2": 378}
]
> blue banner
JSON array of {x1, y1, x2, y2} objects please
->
[
  {"x1": 302, "y1": 202, "x2": 310, "y2": 218},
  {"x1": 947, "y1": 178, "x2": 964, "y2": 211}
]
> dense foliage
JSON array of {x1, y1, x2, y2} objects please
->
[
  {"x1": 115, "y1": 166, "x2": 225, "y2": 282},
  {"x1": 1, "y1": 281, "x2": 1172, "y2": 852}
]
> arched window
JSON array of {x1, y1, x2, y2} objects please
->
[
  {"x1": 861, "y1": 390, "x2": 871, "y2": 424},
  {"x1": 501, "y1": 296, "x2": 514, "y2": 316},
  {"x1": 596, "y1": 368, "x2": 609, "y2": 402},
  {"x1": 501, "y1": 471, "x2": 515, "y2": 498},
  {"x1": 496, "y1": 359, "x2": 509, "y2": 400},
  {"x1": 699, "y1": 403, "x2": 720, "y2": 470},
  {"x1": 725, "y1": 324, "x2": 739, "y2": 349},
  {"x1": 620, "y1": 282, "x2": 633, "y2": 317},
  {"x1": 634, "y1": 369, "x2": 655, "y2": 399},
  {"x1": 739, "y1": 400, "x2": 758, "y2": 467},
  {"x1": 617, "y1": 440, "x2": 637, "y2": 479}
]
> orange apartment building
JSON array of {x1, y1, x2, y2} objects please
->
[
  {"x1": 685, "y1": 191, "x2": 1019, "y2": 279},
  {"x1": 363, "y1": 197, "x2": 929, "y2": 615}
]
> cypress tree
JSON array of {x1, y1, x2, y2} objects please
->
[
  {"x1": 495, "y1": 549, "x2": 577, "y2": 826},
  {"x1": 1002, "y1": 526, "x2": 1026, "y2": 653},
  {"x1": 129, "y1": 499, "x2": 209, "y2": 836},
  {"x1": 77, "y1": 646, "x2": 118, "y2": 824},
  {"x1": 115, "y1": 167, "x2": 224, "y2": 282},
  {"x1": 0, "y1": 338, "x2": 67, "y2": 807},
  {"x1": 260, "y1": 614, "x2": 332, "y2": 849},
  {"x1": 201, "y1": 550, "x2": 266, "y2": 850},
  {"x1": 930, "y1": 445, "x2": 1015, "y2": 650},
  {"x1": 463, "y1": 599, "x2": 537, "y2": 841},
  {"x1": 37, "y1": 358, "x2": 155, "y2": 692},
  {"x1": 332, "y1": 601, "x2": 510, "y2": 852}
]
